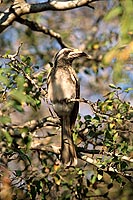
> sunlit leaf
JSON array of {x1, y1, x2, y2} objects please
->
[
  {"x1": 9, "y1": 89, "x2": 26, "y2": 104},
  {"x1": 97, "y1": 174, "x2": 103, "y2": 181},
  {"x1": 91, "y1": 175, "x2": 97, "y2": 184},
  {"x1": 104, "y1": 6, "x2": 122, "y2": 21},
  {"x1": 109, "y1": 84, "x2": 117, "y2": 89}
]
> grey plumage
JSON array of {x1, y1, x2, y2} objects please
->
[{"x1": 47, "y1": 48, "x2": 87, "y2": 166}]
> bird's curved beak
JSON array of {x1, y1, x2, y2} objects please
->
[{"x1": 68, "y1": 49, "x2": 92, "y2": 60}]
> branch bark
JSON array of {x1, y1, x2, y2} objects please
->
[
  {"x1": 16, "y1": 17, "x2": 68, "y2": 48},
  {"x1": 0, "y1": 0, "x2": 98, "y2": 33}
]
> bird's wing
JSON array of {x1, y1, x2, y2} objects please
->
[
  {"x1": 69, "y1": 67, "x2": 80, "y2": 129},
  {"x1": 47, "y1": 66, "x2": 54, "y2": 87}
]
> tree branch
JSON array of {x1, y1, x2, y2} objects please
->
[
  {"x1": 30, "y1": 0, "x2": 96, "y2": 12},
  {"x1": 80, "y1": 154, "x2": 133, "y2": 183},
  {"x1": 0, "y1": 0, "x2": 98, "y2": 33},
  {"x1": 11, "y1": 116, "x2": 60, "y2": 131},
  {"x1": 16, "y1": 17, "x2": 68, "y2": 48}
]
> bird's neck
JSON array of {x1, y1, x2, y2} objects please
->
[{"x1": 54, "y1": 59, "x2": 72, "y2": 68}]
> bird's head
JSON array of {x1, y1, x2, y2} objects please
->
[{"x1": 54, "y1": 48, "x2": 91, "y2": 66}]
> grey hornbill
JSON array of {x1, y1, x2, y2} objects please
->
[{"x1": 47, "y1": 48, "x2": 88, "y2": 166}]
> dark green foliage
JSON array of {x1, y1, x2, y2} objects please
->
[{"x1": 0, "y1": 53, "x2": 133, "y2": 200}]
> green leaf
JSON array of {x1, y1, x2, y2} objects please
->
[
  {"x1": 14, "y1": 104, "x2": 24, "y2": 112},
  {"x1": 0, "y1": 116, "x2": 11, "y2": 124},
  {"x1": 35, "y1": 99, "x2": 41, "y2": 107},
  {"x1": 3, "y1": 130, "x2": 12, "y2": 144},
  {"x1": 78, "y1": 169, "x2": 83, "y2": 175},
  {"x1": 0, "y1": 68, "x2": 10, "y2": 85},
  {"x1": 84, "y1": 115, "x2": 92, "y2": 121},
  {"x1": 97, "y1": 174, "x2": 103, "y2": 181},
  {"x1": 116, "y1": 176, "x2": 122, "y2": 183},
  {"x1": 104, "y1": 6, "x2": 122, "y2": 21},
  {"x1": 25, "y1": 66, "x2": 32, "y2": 74},
  {"x1": 124, "y1": 88, "x2": 133, "y2": 93},
  {"x1": 91, "y1": 175, "x2": 97, "y2": 184},
  {"x1": 109, "y1": 84, "x2": 117, "y2": 89},
  {"x1": 15, "y1": 75, "x2": 25, "y2": 90},
  {"x1": 15, "y1": 170, "x2": 22, "y2": 177},
  {"x1": 21, "y1": 56, "x2": 31, "y2": 65},
  {"x1": 107, "y1": 91, "x2": 115, "y2": 99},
  {"x1": 10, "y1": 89, "x2": 26, "y2": 103},
  {"x1": 120, "y1": 161, "x2": 128, "y2": 171}
]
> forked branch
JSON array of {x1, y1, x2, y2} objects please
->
[{"x1": 0, "y1": 0, "x2": 99, "y2": 33}]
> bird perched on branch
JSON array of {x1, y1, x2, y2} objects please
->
[{"x1": 47, "y1": 48, "x2": 88, "y2": 166}]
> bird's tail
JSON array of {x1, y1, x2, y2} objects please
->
[{"x1": 61, "y1": 116, "x2": 77, "y2": 166}]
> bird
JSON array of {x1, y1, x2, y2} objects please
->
[{"x1": 47, "y1": 48, "x2": 88, "y2": 166}]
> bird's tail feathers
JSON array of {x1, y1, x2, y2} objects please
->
[{"x1": 61, "y1": 116, "x2": 77, "y2": 166}]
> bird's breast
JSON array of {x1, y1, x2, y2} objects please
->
[{"x1": 48, "y1": 66, "x2": 77, "y2": 102}]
